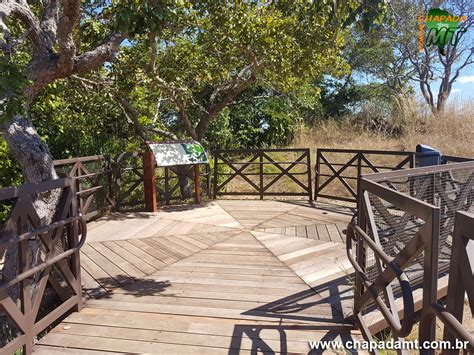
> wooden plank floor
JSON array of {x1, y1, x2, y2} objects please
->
[
  {"x1": 252, "y1": 231, "x2": 355, "y2": 319},
  {"x1": 255, "y1": 223, "x2": 347, "y2": 243},
  {"x1": 80, "y1": 231, "x2": 242, "y2": 299},
  {"x1": 35, "y1": 200, "x2": 362, "y2": 354}
]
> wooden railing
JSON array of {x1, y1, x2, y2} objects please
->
[
  {"x1": 0, "y1": 178, "x2": 86, "y2": 354},
  {"x1": 51, "y1": 150, "x2": 471, "y2": 213},
  {"x1": 114, "y1": 152, "x2": 145, "y2": 212},
  {"x1": 54, "y1": 152, "x2": 214, "y2": 214},
  {"x1": 213, "y1": 148, "x2": 312, "y2": 199},
  {"x1": 442, "y1": 155, "x2": 474, "y2": 164},
  {"x1": 157, "y1": 165, "x2": 211, "y2": 205},
  {"x1": 54, "y1": 155, "x2": 114, "y2": 220},
  {"x1": 348, "y1": 161, "x2": 474, "y2": 345},
  {"x1": 437, "y1": 211, "x2": 474, "y2": 351},
  {"x1": 314, "y1": 148, "x2": 415, "y2": 203}
]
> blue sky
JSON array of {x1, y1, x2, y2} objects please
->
[
  {"x1": 447, "y1": 66, "x2": 474, "y2": 101},
  {"x1": 417, "y1": 42, "x2": 474, "y2": 103}
]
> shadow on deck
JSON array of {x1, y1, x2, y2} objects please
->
[{"x1": 34, "y1": 200, "x2": 361, "y2": 354}]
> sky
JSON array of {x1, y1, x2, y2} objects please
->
[{"x1": 446, "y1": 66, "x2": 474, "y2": 101}]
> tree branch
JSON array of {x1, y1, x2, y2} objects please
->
[
  {"x1": 148, "y1": 127, "x2": 178, "y2": 141},
  {"x1": 25, "y1": 32, "x2": 126, "y2": 101},
  {"x1": 148, "y1": 32, "x2": 158, "y2": 72},
  {"x1": 0, "y1": 12, "x2": 12, "y2": 54},
  {"x1": 115, "y1": 95, "x2": 148, "y2": 142},
  {"x1": 155, "y1": 76, "x2": 199, "y2": 140},
  {"x1": 0, "y1": 0, "x2": 43, "y2": 52},
  {"x1": 57, "y1": 0, "x2": 81, "y2": 71},
  {"x1": 176, "y1": 99, "x2": 199, "y2": 140},
  {"x1": 194, "y1": 49, "x2": 262, "y2": 139},
  {"x1": 74, "y1": 32, "x2": 126, "y2": 75},
  {"x1": 116, "y1": 94, "x2": 178, "y2": 142},
  {"x1": 450, "y1": 49, "x2": 474, "y2": 86},
  {"x1": 39, "y1": 0, "x2": 59, "y2": 49}
]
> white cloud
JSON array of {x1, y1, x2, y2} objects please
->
[
  {"x1": 451, "y1": 88, "x2": 461, "y2": 93},
  {"x1": 458, "y1": 76, "x2": 474, "y2": 84}
]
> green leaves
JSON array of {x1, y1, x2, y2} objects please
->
[
  {"x1": 111, "y1": 0, "x2": 186, "y2": 35},
  {"x1": 0, "y1": 61, "x2": 29, "y2": 122},
  {"x1": 107, "y1": 0, "x2": 392, "y2": 147},
  {"x1": 29, "y1": 77, "x2": 141, "y2": 159}
]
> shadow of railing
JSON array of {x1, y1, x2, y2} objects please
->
[
  {"x1": 92, "y1": 212, "x2": 155, "y2": 222},
  {"x1": 231, "y1": 277, "x2": 358, "y2": 354},
  {"x1": 83, "y1": 275, "x2": 173, "y2": 299}
]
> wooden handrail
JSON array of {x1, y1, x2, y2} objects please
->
[
  {"x1": 350, "y1": 162, "x2": 474, "y2": 347},
  {"x1": 0, "y1": 179, "x2": 85, "y2": 354},
  {"x1": 314, "y1": 149, "x2": 415, "y2": 203},
  {"x1": 54, "y1": 155, "x2": 113, "y2": 220},
  {"x1": 0, "y1": 216, "x2": 86, "y2": 290},
  {"x1": 347, "y1": 223, "x2": 415, "y2": 338}
]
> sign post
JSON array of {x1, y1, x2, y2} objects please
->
[
  {"x1": 143, "y1": 151, "x2": 157, "y2": 212},
  {"x1": 147, "y1": 141, "x2": 209, "y2": 205},
  {"x1": 194, "y1": 164, "x2": 201, "y2": 204}
]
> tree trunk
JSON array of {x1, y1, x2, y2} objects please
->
[
  {"x1": 171, "y1": 165, "x2": 193, "y2": 200},
  {"x1": 1, "y1": 115, "x2": 60, "y2": 301},
  {"x1": 2, "y1": 115, "x2": 58, "y2": 185},
  {"x1": 436, "y1": 94, "x2": 447, "y2": 115}
]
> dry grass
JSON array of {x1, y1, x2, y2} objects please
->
[{"x1": 292, "y1": 99, "x2": 474, "y2": 158}]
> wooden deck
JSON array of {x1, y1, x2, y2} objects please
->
[{"x1": 34, "y1": 200, "x2": 362, "y2": 354}]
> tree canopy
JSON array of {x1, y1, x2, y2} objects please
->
[
  {"x1": 108, "y1": 0, "x2": 364, "y2": 143},
  {"x1": 2, "y1": 0, "x2": 473, "y2": 190}
]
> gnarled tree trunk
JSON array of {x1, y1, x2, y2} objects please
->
[
  {"x1": 1, "y1": 0, "x2": 127, "y2": 347},
  {"x1": 0, "y1": 116, "x2": 61, "y2": 346},
  {"x1": 2, "y1": 115, "x2": 58, "y2": 184},
  {"x1": 1, "y1": 116, "x2": 60, "y2": 300}
]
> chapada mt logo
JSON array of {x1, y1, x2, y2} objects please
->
[{"x1": 418, "y1": 8, "x2": 467, "y2": 55}]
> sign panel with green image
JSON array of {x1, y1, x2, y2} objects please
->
[{"x1": 148, "y1": 141, "x2": 209, "y2": 167}]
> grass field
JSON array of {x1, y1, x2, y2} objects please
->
[{"x1": 292, "y1": 99, "x2": 474, "y2": 158}]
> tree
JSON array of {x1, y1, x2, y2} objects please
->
[
  {"x1": 392, "y1": 0, "x2": 474, "y2": 114},
  {"x1": 105, "y1": 1, "x2": 389, "y2": 196},
  {"x1": 312, "y1": 0, "x2": 474, "y2": 120},
  {"x1": 31, "y1": 77, "x2": 140, "y2": 158},
  {"x1": 0, "y1": 1, "x2": 180, "y2": 186},
  {"x1": 143, "y1": 1, "x2": 345, "y2": 141},
  {"x1": 0, "y1": 0, "x2": 178, "y2": 318},
  {"x1": 0, "y1": 0, "x2": 388, "y2": 298},
  {"x1": 110, "y1": 1, "x2": 389, "y2": 140}
]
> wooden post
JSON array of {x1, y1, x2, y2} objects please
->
[
  {"x1": 164, "y1": 167, "x2": 170, "y2": 205},
  {"x1": 314, "y1": 150, "x2": 321, "y2": 201},
  {"x1": 213, "y1": 153, "x2": 219, "y2": 199},
  {"x1": 419, "y1": 208, "x2": 440, "y2": 343},
  {"x1": 306, "y1": 149, "x2": 312, "y2": 201},
  {"x1": 259, "y1": 151, "x2": 264, "y2": 200},
  {"x1": 194, "y1": 164, "x2": 201, "y2": 204},
  {"x1": 143, "y1": 151, "x2": 157, "y2": 212}
]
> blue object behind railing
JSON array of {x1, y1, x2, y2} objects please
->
[{"x1": 416, "y1": 144, "x2": 442, "y2": 167}]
